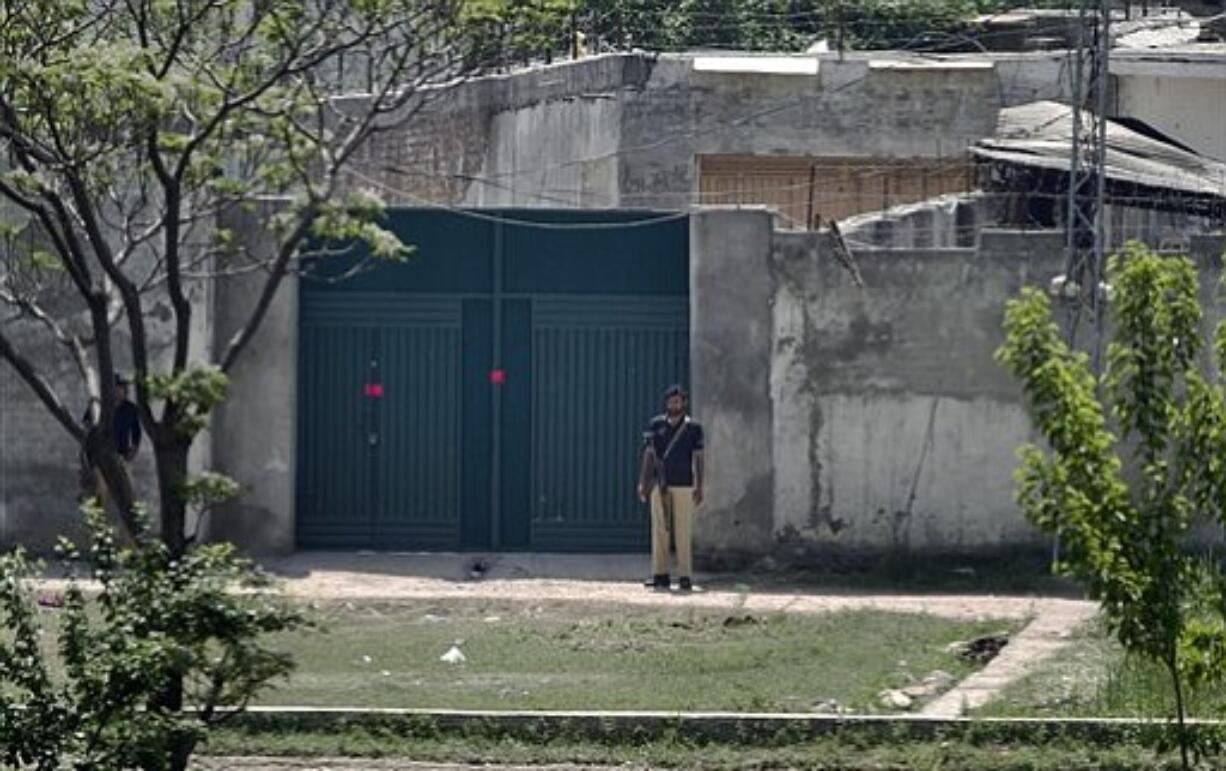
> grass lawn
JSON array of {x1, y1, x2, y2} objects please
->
[
  {"x1": 254, "y1": 600, "x2": 1018, "y2": 712},
  {"x1": 979, "y1": 616, "x2": 1226, "y2": 719}
]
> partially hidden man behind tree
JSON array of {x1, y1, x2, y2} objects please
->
[
  {"x1": 637, "y1": 384, "x2": 705, "y2": 592},
  {"x1": 79, "y1": 373, "x2": 141, "y2": 511}
]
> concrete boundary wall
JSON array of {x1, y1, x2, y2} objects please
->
[
  {"x1": 690, "y1": 210, "x2": 778, "y2": 558},
  {"x1": 207, "y1": 207, "x2": 1226, "y2": 559},
  {"x1": 691, "y1": 209, "x2": 1226, "y2": 564},
  {"x1": 209, "y1": 204, "x2": 297, "y2": 555}
]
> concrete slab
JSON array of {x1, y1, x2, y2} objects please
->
[{"x1": 921, "y1": 600, "x2": 1099, "y2": 717}]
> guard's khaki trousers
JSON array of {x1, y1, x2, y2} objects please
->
[{"x1": 650, "y1": 486, "x2": 694, "y2": 578}]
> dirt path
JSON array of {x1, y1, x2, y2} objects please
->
[{"x1": 279, "y1": 569, "x2": 1088, "y2": 624}]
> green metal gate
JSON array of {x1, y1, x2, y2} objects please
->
[{"x1": 297, "y1": 209, "x2": 689, "y2": 551}]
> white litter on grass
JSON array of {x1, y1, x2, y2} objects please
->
[
  {"x1": 879, "y1": 689, "x2": 914, "y2": 710},
  {"x1": 483, "y1": 616, "x2": 501, "y2": 623},
  {"x1": 440, "y1": 645, "x2": 467, "y2": 665},
  {"x1": 361, "y1": 655, "x2": 373, "y2": 664},
  {"x1": 381, "y1": 670, "x2": 391, "y2": 677},
  {"x1": 423, "y1": 614, "x2": 448, "y2": 623}
]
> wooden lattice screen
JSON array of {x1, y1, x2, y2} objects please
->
[{"x1": 697, "y1": 154, "x2": 976, "y2": 229}]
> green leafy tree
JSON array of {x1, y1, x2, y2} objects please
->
[
  {"x1": 0, "y1": 505, "x2": 306, "y2": 770},
  {"x1": 0, "y1": 3, "x2": 569, "y2": 763},
  {"x1": 577, "y1": 0, "x2": 1005, "y2": 53},
  {"x1": 841, "y1": 0, "x2": 978, "y2": 49},
  {"x1": 0, "y1": 0, "x2": 567, "y2": 557},
  {"x1": 998, "y1": 243, "x2": 1226, "y2": 770},
  {"x1": 512, "y1": 0, "x2": 579, "y2": 63},
  {"x1": 576, "y1": 0, "x2": 666, "y2": 50}
]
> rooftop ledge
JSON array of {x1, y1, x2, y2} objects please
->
[
  {"x1": 691, "y1": 55, "x2": 820, "y2": 75},
  {"x1": 868, "y1": 60, "x2": 994, "y2": 71}
]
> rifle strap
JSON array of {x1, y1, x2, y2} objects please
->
[{"x1": 660, "y1": 417, "x2": 690, "y2": 465}]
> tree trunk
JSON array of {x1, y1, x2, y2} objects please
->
[
  {"x1": 155, "y1": 437, "x2": 191, "y2": 560},
  {"x1": 146, "y1": 673, "x2": 193, "y2": 771},
  {"x1": 152, "y1": 436, "x2": 192, "y2": 771},
  {"x1": 85, "y1": 426, "x2": 141, "y2": 538},
  {"x1": 1168, "y1": 652, "x2": 1191, "y2": 771},
  {"x1": 168, "y1": 741, "x2": 195, "y2": 771},
  {"x1": 145, "y1": 436, "x2": 197, "y2": 771}
]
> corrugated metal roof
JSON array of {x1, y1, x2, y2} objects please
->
[{"x1": 971, "y1": 100, "x2": 1226, "y2": 198}]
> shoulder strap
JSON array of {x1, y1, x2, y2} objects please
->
[{"x1": 661, "y1": 417, "x2": 690, "y2": 462}]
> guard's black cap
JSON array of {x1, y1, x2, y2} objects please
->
[
  {"x1": 663, "y1": 383, "x2": 686, "y2": 401},
  {"x1": 114, "y1": 372, "x2": 130, "y2": 386}
]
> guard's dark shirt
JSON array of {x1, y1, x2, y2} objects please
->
[
  {"x1": 114, "y1": 400, "x2": 141, "y2": 456},
  {"x1": 643, "y1": 415, "x2": 704, "y2": 487},
  {"x1": 83, "y1": 400, "x2": 142, "y2": 457}
]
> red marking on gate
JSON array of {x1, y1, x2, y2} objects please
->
[
  {"x1": 489, "y1": 369, "x2": 507, "y2": 385},
  {"x1": 364, "y1": 383, "x2": 385, "y2": 398}
]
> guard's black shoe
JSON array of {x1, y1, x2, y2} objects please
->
[
  {"x1": 678, "y1": 577, "x2": 693, "y2": 592},
  {"x1": 643, "y1": 576, "x2": 656, "y2": 588},
  {"x1": 652, "y1": 574, "x2": 671, "y2": 590}
]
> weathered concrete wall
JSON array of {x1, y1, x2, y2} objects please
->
[
  {"x1": 686, "y1": 211, "x2": 1083, "y2": 559},
  {"x1": 208, "y1": 204, "x2": 297, "y2": 555},
  {"x1": 0, "y1": 331, "x2": 94, "y2": 550},
  {"x1": 350, "y1": 55, "x2": 650, "y2": 207},
  {"x1": 690, "y1": 209, "x2": 777, "y2": 563},
  {"x1": 0, "y1": 211, "x2": 196, "y2": 550},
  {"x1": 1114, "y1": 64, "x2": 1226, "y2": 162},
  {"x1": 469, "y1": 93, "x2": 622, "y2": 207},
  {"x1": 350, "y1": 52, "x2": 1074, "y2": 211},
  {"x1": 993, "y1": 54, "x2": 1071, "y2": 106},
  {"x1": 620, "y1": 57, "x2": 1005, "y2": 210},
  {"x1": 767, "y1": 229, "x2": 1066, "y2": 553},
  {"x1": 685, "y1": 211, "x2": 1226, "y2": 561}
]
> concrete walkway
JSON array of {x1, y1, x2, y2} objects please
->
[
  {"x1": 920, "y1": 598, "x2": 1098, "y2": 717},
  {"x1": 261, "y1": 552, "x2": 1098, "y2": 717}
]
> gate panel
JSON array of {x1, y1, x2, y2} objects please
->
[
  {"x1": 298, "y1": 209, "x2": 690, "y2": 552},
  {"x1": 499, "y1": 299, "x2": 533, "y2": 549},
  {"x1": 297, "y1": 306, "x2": 375, "y2": 547},
  {"x1": 460, "y1": 299, "x2": 494, "y2": 548},
  {"x1": 375, "y1": 299, "x2": 464, "y2": 548},
  {"x1": 529, "y1": 297, "x2": 690, "y2": 551}
]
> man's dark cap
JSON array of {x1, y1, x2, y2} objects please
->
[
  {"x1": 663, "y1": 383, "x2": 686, "y2": 400},
  {"x1": 114, "y1": 372, "x2": 130, "y2": 386}
]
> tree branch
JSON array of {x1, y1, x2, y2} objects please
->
[
  {"x1": 0, "y1": 174, "x2": 95, "y2": 300},
  {"x1": 147, "y1": 130, "x2": 192, "y2": 378},
  {"x1": 0, "y1": 288, "x2": 94, "y2": 390},
  {"x1": 219, "y1": 210, "x2": 317, "y2": 372},
  {"x1": 58, "y1": 169, "x2": 159, "y2": 432},
  {"x1": 0, "y1": 327, "x2": 84, "y2": 441}
]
